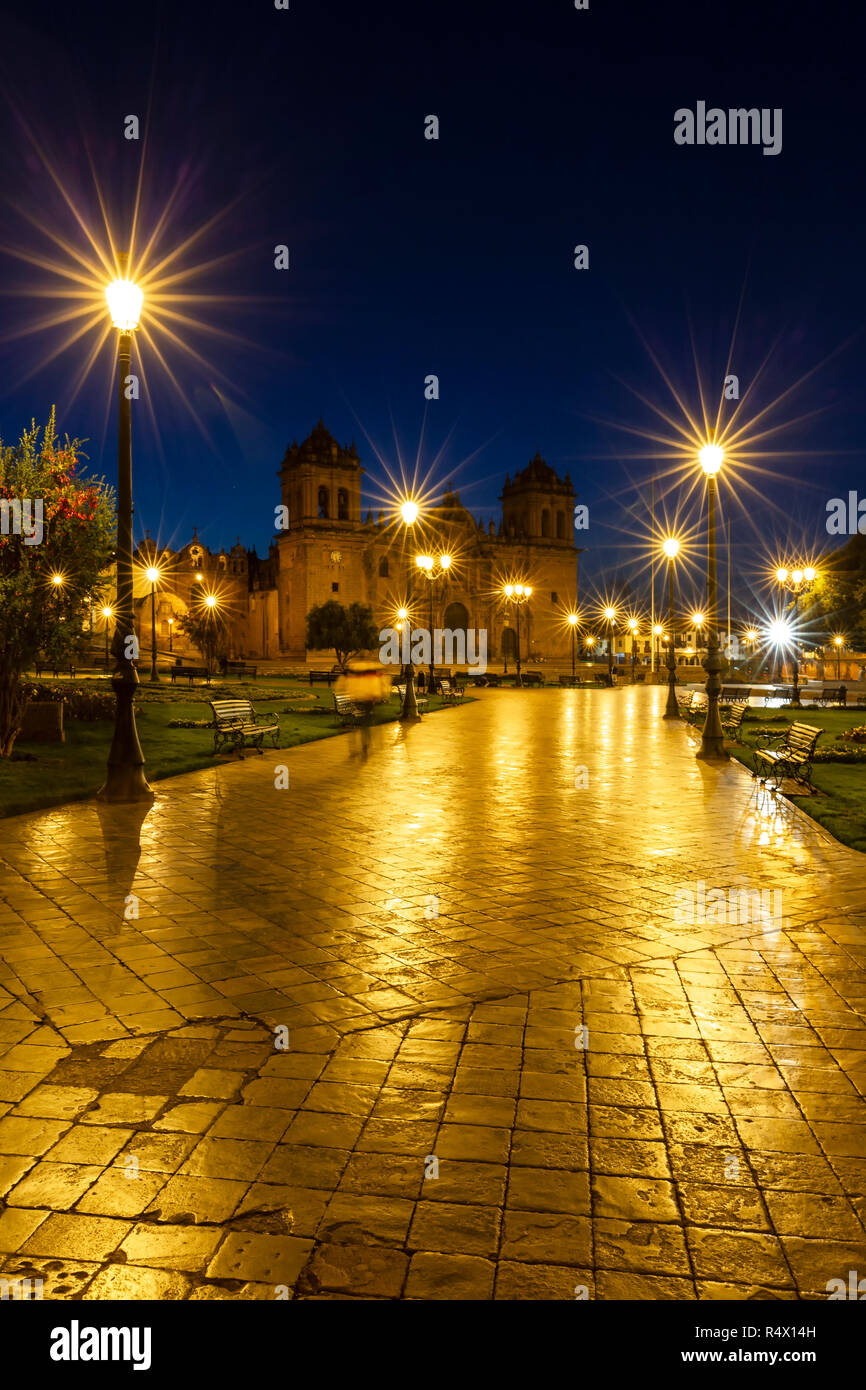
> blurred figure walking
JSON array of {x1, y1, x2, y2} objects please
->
[{"x1": 336, "y1": 662, "x2": 390, "y2": 758}]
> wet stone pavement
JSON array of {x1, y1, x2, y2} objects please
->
[{"x1": 1, "y1": 685, "x2": 865, "y2": 1299}]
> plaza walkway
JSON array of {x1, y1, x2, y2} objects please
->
[{"x1": 0, "y1": 685, "x2": 865, "y2": 1299}]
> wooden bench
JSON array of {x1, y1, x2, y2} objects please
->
[
  {"x1": 816, "y1": 684, "x2": 847, "y2": 706},
  {"x1": 753, "y1": 722, "x2": 821, "y2": 790},
  {"x1": 721, "y1": 698, "x2": 749, "y2": 740},
  {"x1": 34, "y1": 659, "x2": 76, "y2": 678},
  {"x1": 677, "y1": 690, "x2": 707, "y2": 721},
  {"x1": 309, "y1": 668, "x2": 339, "y2": 686},
  {"x1": 763, "y1": 686, "x2": 794, "y2": 705},
  {"x1": 720, "y1": 685, "x2": 752, "y2": 702},
  {"x1": 394, "y1": 683, "x2": 429, "y2": 711},
  {"x1": 222, "y1": 660, "x2": 257, "y2": 679},
  {"x1": 210, "y1": 699, "x2": 279, "y2": 755},
  {"x1": 171, "y1": 664, "x2": 210, "y2": 686},
  {"x1": 334, "y1": 692, "x2": 362, "y2": 725},
  {"x1": 521, "y1": 671, "x2": 544, "y2": 687},
  {"x1": 439, "y1": 679, "x2": 466, "y2": 705}
]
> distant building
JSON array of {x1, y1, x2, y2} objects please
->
[{"x1": 135, "y1": 420, "x2": 582, "y2": 664}]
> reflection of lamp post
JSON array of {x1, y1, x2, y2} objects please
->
[
  {"x1": 833, "y1": 634, "x2": 845, "y2": 682},
  {"x1": 628, "y1": 617, "x2": 638, "y2": 683},
  {"x1": 399, "y1": 500, "x2": 420, "y2": 718},
  {"x1": 662, "y1": 538, "x2": 680, "y2": 719},
  {"x1": 697, "y1": 444, "x2": 726, "y2": 759},
  {"x1": 102, "y1": 606, "x2": 113, "y2": 665},
  {"x1": 775, "y1": 565, "x2": 817, "y2": 707},
  {"x1": 145, "y1": 566, "x2": 161, "y2": 683},
  {"x1": 416, "y1": 552, "x2": 452, "y2": 691},
  {"x1": 567, "y1": 612, "x2": 578, "y2": 679},
  {"x1": 603, "y1": 607, "x2": 616, "y2": 687},
  {"x1": 98, "y1": 266, "x2": 152, "y2": 802},
  {"x1": 503, "y1": 584, "x2": 532, "y2": 685}
]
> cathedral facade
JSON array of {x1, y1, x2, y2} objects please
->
[{"x1": 138, "y1": 421, "x2": 582, "y2": 665}]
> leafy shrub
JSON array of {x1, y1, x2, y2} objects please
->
[
  {"x1": 840, "y1": 725, "x2": 866, "y2": 742},
  {"x1": 22, "y1": 682, "x2": 138, "y2": 721}
]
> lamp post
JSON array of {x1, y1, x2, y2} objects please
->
[
  {"x1": 603, "y1": 606, "x2": 616, "y2": 687},
  {"x1": 503, "y1": 583, "x2": 532, "y2": 685},
  {"x1": 653, "y1": 623, "x2": 663, "y2": 674},
  {"x1": 399, "y1": 500, "x2": 420, "y2": 718},
  {"x1": 697, "y1": 444, "x2": 726, "y2": 759},
  {"x1": 775, "y1": 565, "x2": 817, "y2": 707},
  {"x1": 628, "y1": 617, "x2": 638, "y2": 683},
  {"x1": 662, "y1": 537, "x2": 680, "y2": 719},
  {"x1": 416, "y1": 552, "x2": 452, "y2": 692},
  {"x1": 102, "y1": 606, "x2": 113, "y2": 665},
  {"x1": 168, "y1": 616, "x2": 174, "y2": 654},
  {"x1": 567, "y1": 612, "x2": 578, "y2": 679},
  {"x1": 833, "y1": 634, "x2": 844, "y2": 682},
  {"x1": 98, "y1": 266, "x2": 153, "y2": 802},
  {"x1": 145, "y1": 565, "x2": 161, "y2": 683}
]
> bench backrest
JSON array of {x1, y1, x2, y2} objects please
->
[
  {"x1": 210, "y1": 699, "x2": 254, "y2": 726},
  {"x1": 334, "y1": 692, "x2": 356, "y2": 710},
  {"x1": 785, "y1": 723, "x2": 821, "y2": 754},
  {"x1": 440, "y1": 680, "x2": 452, "y2": 692},
  {"x1": 726, "y1": 699, "x2": 749, "y2": 723}
]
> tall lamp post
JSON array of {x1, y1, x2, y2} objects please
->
[
  {"x1": 603, "y1": 606, "x2": 616, "y2": 687},
  {"x1": 662, "y1": 537, "x2": 680, "y2": 719},
  {"x1": 145, "y1": 565, "x2": 161, "y2": 683},
  {"x1": 502, "y1": 583, "x2": 532, "y2": 685},
  {"x1": 398, "y1": 500, "x2": 420, "y2": 718},
  {"x1": 567, "y1": 612, "x2": 579, "y2": 680},
  {"x1": 653, "y1": 623, "x2": 663, "y2": 674},
  {"x1": 697, "y1": 444, "x2": 726, "y2": 759},
  {"x1": 97, "y1": 267, "x2": 153, "y2": 802},
  {"x1": 628, "y1": 617, "x2": 639, "y2": 683},
  {"x1": 415, "y1": 552, "x2": 452, "y2": 692},
  {"x1": 775, "y1": 565, "x2": 817, "y2": 707},
  {"x1": 833, "y1": 634, "x2": 845, "y2": 682},
  {"x1": 168, "y1": 616, "x2": 174, "y2": 654},
  {"x1": 101, "y1": 605, "x2": 113, "y2": 666}
]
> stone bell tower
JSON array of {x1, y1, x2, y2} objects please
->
[
  {"x1": 278, "y1": 419, "x2": 363, "y2": 531},
  {"x1": 500, "y1": 451, "x2": 574, "y2": 544}
]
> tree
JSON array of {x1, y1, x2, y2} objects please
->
[
  {"x1": 176, "y1": 607, "x2": 228, "y2": 676},
  {"x1": 305, "y1": 600, "x2": 379, "y2": 670},
  {"x1": 0, "y1": 412, "x2": 115, "y2": 756}
]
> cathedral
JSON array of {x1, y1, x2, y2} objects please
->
[{"x1": 136, "y1": 421, "x2": 582, "y2": 665}]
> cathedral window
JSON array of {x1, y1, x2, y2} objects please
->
[
  {"x1": 541, "y1": 509, "x2": 551, "y2": 537},
  {"x1": 556, "y1": 510, "x2": 565, "y2": 539},
  {"x1": 378, "y1": 556, "x2": 389, "y2": 577},
  {"x1": 318, "y1": 487, "x2": 329, "y2": 519},
  {"x1": 338, "y1": 488, "x2": 349, "y2": 520}
]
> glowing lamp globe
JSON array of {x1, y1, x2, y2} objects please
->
[
  {"x1": 803, "y1": 567, "x2": 816, "y2": 582},
  {"x1": 204, "y1": 594, "x2": 218, "y2": 609},
  {"x1": 775, "y1": 567, "x2": 789, "y2": 584},
  {"x1": 662, "y1": 538, "x2": 679, "y2": 559},
  {"x1": 628, "y1": 618, "x2": 638, "y2": 631},
  {"x1": 603, "y1": 607, "x2": 616, "y2": 621},
  {"x1": 653, "y1": 624, "x2": 663, "y2": 636},
  {"x1": 440, "y1": 554, "x2": 452, "y2": 569},
  {"x1": 106, "y1": 278, "x2": 143, "y2": 332},
  {"x1": 524, "y1": 586, "x2": 532, "y2": 598},
  {"x1": 102, "y1": 606, "x2": 112, "y2": 619},
  {"x1": 400, "y1": 500, "x2": 419, "y2": 526},
  {"x1": 791, "y1": 569, "x2": 804, "y2": 586},
  {"x1": 699, "y1": 443, "x2": 723, "y2": 475},
  {"x1": 397, "y1": 607, "x2": 408, "y2": 621},
  {"x1": 503, "y1": 584, "x2": 514, "y2": 597},
  {"x1": 834, "y1": 635, "x2": 843, "y2": 647},
  {"x1": 768, "y1": 619, "x2": 790, "y2": 644},
  {"x1": 567, "y1": 613, "x2": 579, "y2": 626},
  {"x1": 145, "y1": 567, "x2": 160, "y2": 584}
]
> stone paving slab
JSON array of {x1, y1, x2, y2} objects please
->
[{"x1": 1, "y1": 686, "x2": 865, "y2": 1299}]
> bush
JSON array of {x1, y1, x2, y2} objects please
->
[
  {"x1": 22, "y1": 682, "x2": 133, "y2": 721},
  {"x1": 840, "y1": 725, "x2": 866, "y2": 742},
  {"x1": 168, "y1": 718, "x2": 214, "y2": 729}
]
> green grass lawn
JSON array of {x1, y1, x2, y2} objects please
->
[
  {"x1": 727, "y1": 705, "x2": 866, "y2": 853},
  {"x1": 0, "y1": 679, "x2": 459, "y2": 819}
]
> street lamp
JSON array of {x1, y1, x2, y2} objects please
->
[
  {"x1": 145, "y1": 565, "x2": 161, "y2": 683},
  {"x1": 98, "y1": 265, "x2": 153, "y2": 802},
  {"x1": 662, "y1": 537, "x2": 680, "y2": 719},
  {"x1": 603, "y1": 606, "x2": 616, "y2": 687},
  {"x1": 653, "y1": 623, "x2": 663, "y2": 672},
  {"x1": 775, "y1": 564, "x2": 817, "y2": 706},
  {"x1": 833, "y1": 633, "x2": 845, "y2": 681},
  {"x1": 415, "y1": 552, "x2": 452, "y2": 691},
  {"x1": 101, "y1": 606, "x2": 113, "y2": 665},
  {"x1": 696, "y1": 443, "x2": 726, "y2": 759},
  {"x1": 167, "y1": 616, "x2": 174, "y2": 653},
  {"x1": 567, "y1": 612, "x2": 579, "y2": 680},
  {"x1": 503, "y1": 583, "x2": 532, "y2": 685},
  {"x1": 627, "y1": 617, "x2": 639, "y2": 682},
  {"x1": 398, "y1": 499, "x2": 421, "y2": 718}
]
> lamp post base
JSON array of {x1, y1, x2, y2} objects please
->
[
  {"x1": 97, "y1": 670, "x2": 154, "y2": 803},
  {"x1": 401, "y1": 671, "x2": 420, "y2": 719}
]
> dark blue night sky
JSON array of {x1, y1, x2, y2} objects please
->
[{"x1": 1, "y1": 0, "x2": 863, "y2": 606}]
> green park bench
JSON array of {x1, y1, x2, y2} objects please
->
[
  {"x1": 753, "y1": 722, "x2": 821, "y2": 791},
  {"x1": 210, "y1": 698, "x2": 280, "y2": 755}
]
